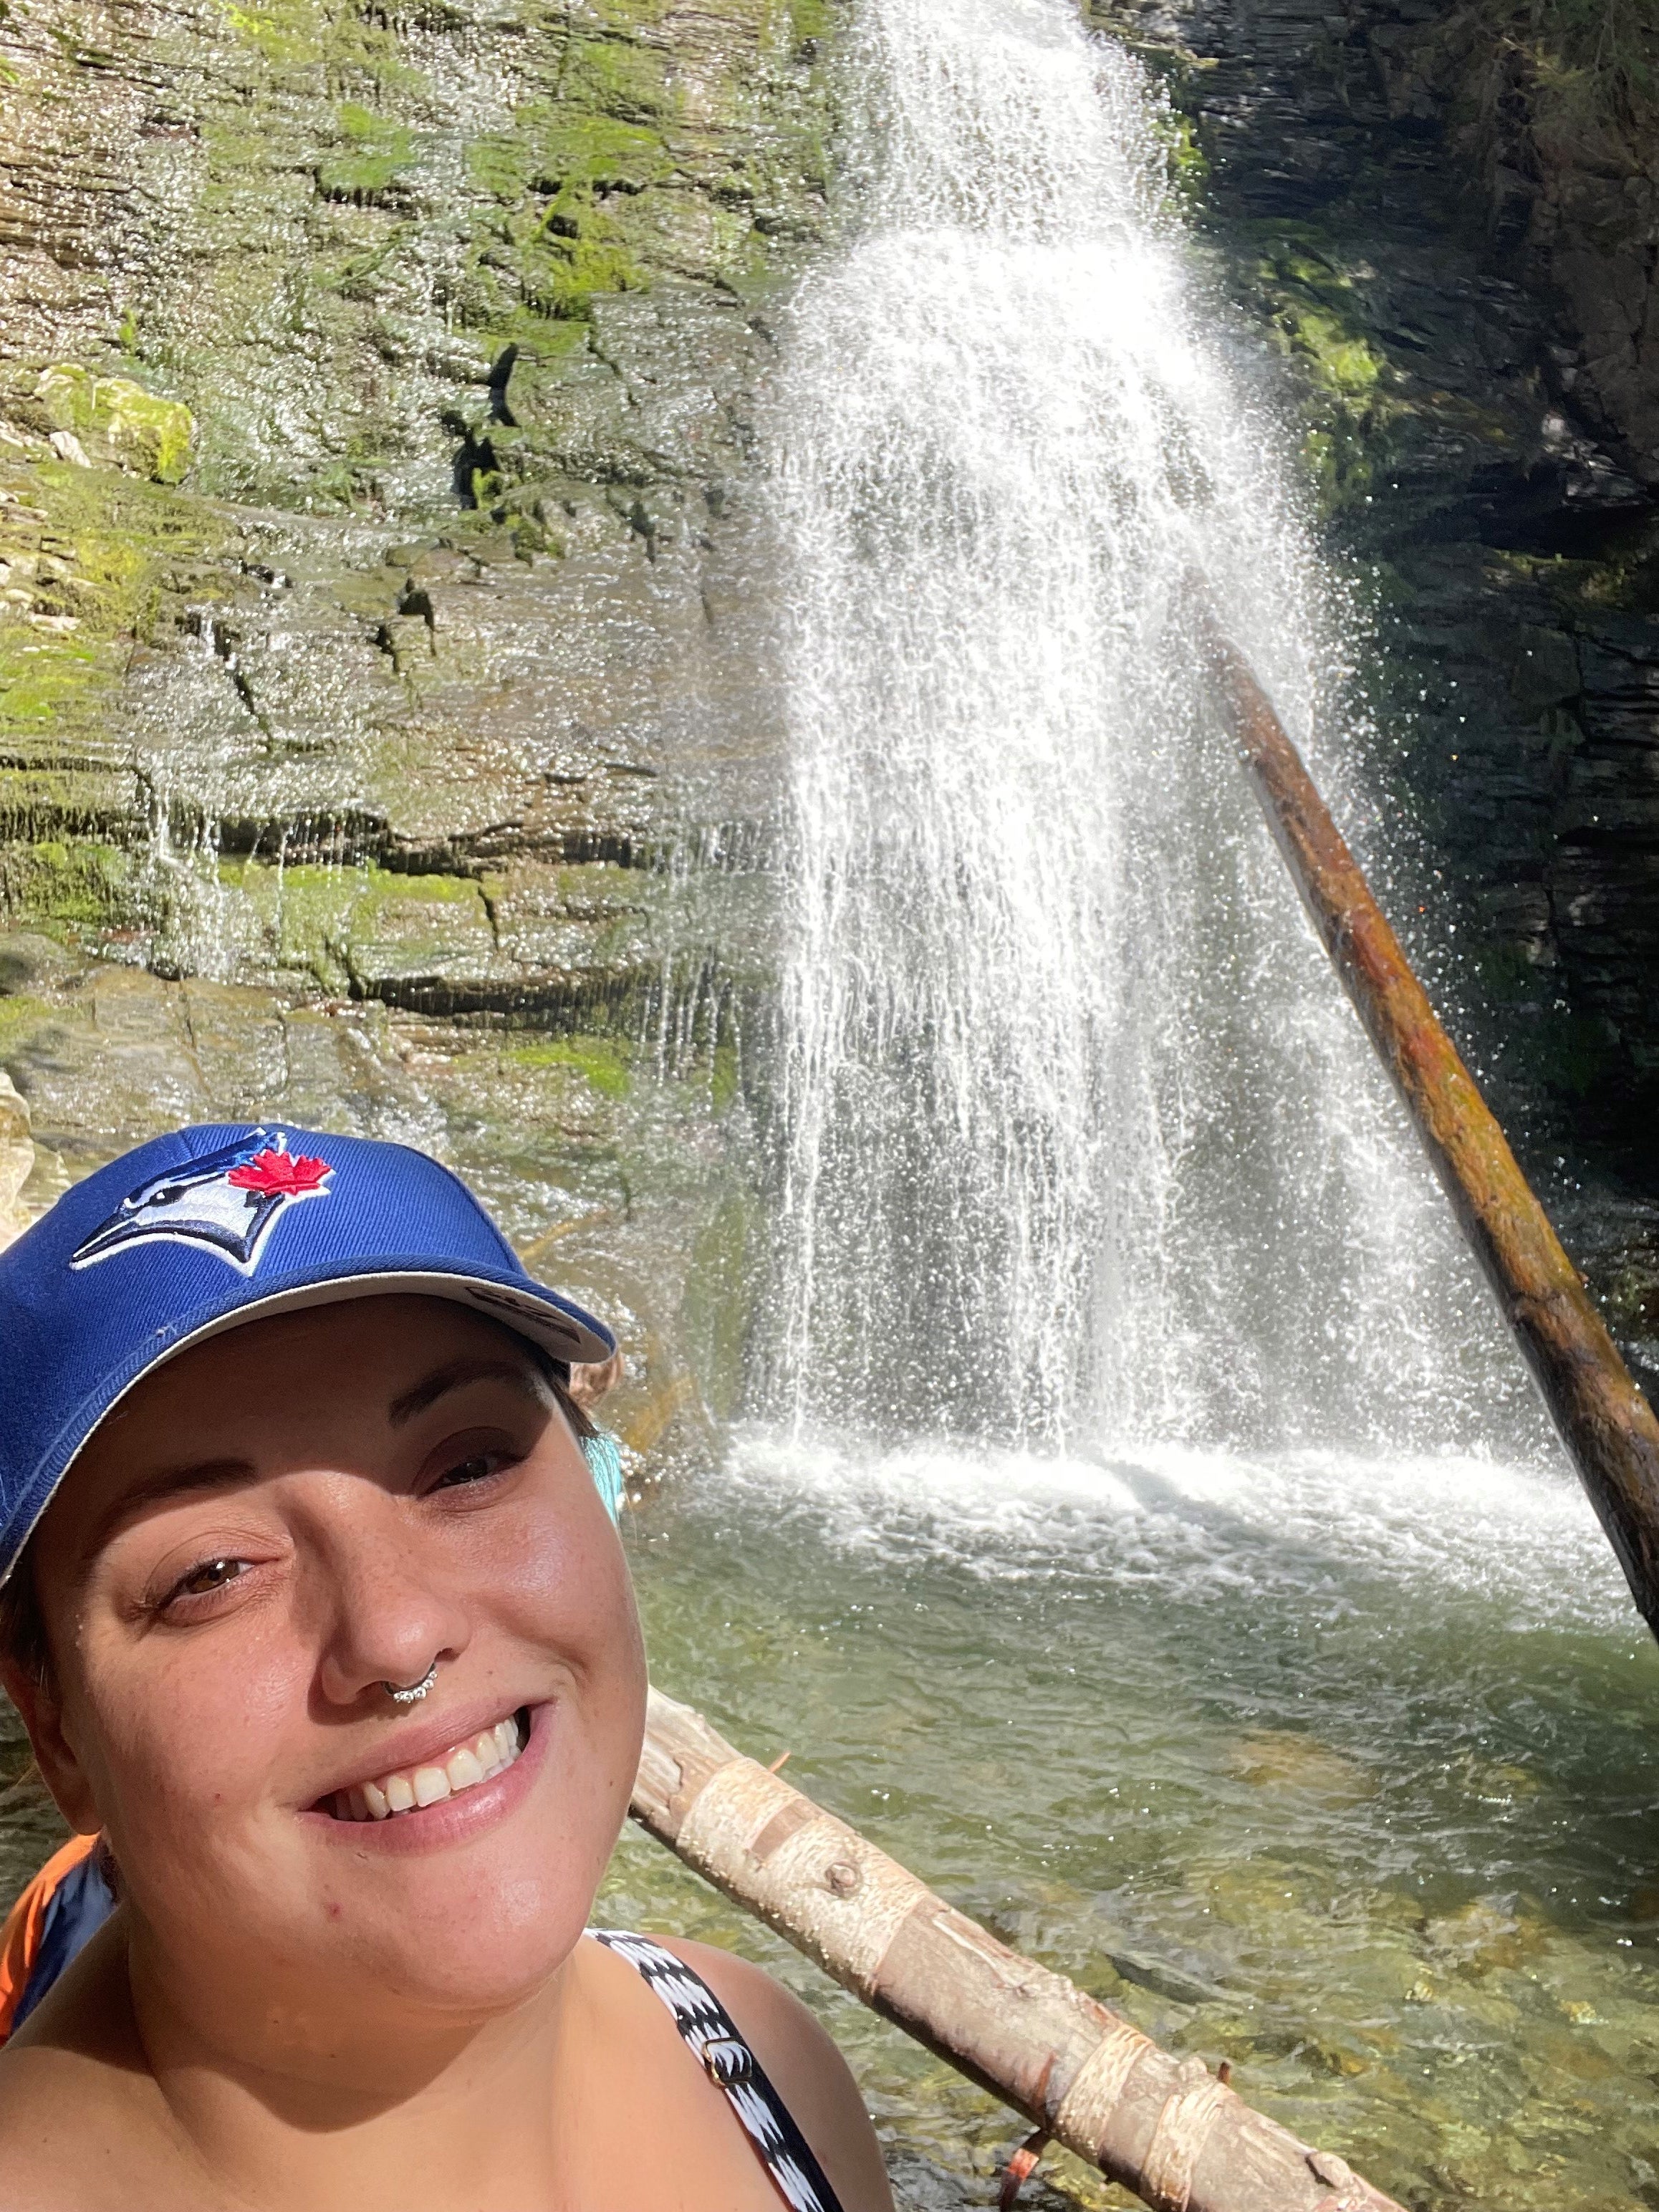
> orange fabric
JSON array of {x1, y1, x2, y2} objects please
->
[{"x1": 0, "y1": 1832, "x2": 97, "y2": 2044}]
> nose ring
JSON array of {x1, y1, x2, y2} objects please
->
[{"x1": 383, "y1": 1660, "x2": 439, "y2": 1706}]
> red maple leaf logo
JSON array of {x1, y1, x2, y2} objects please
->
[{"x1": 226, "y1": 1149, "x2": 332, "y2": 1197}]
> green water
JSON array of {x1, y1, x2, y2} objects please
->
[{"x1": 600, "y1": 1433, "x2": 1659, "y2": 2211}]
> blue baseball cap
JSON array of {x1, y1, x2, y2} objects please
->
[{"x1": 0, "y1": 1122, "x2": 617, "y2": 1585}]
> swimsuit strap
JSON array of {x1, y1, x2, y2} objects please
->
[{"x1": 590, "y1": 1930, "x2": 847, "y2": 2212}]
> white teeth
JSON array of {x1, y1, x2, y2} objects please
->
[
  {"x1": 334, "y1": 1712, "x2": 526, "y2": 1823},
  {"x1": 446, "y1": 1746, "x2": 485, "y2": 1792}
]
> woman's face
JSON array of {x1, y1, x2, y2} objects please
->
[{"x1": 10, "y1": 1294, "x2": 645, "y2": 2058}]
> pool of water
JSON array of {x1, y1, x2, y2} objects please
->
[{"x1": 602, "y1": 1431, "x2": 1659, "y2": 2211}]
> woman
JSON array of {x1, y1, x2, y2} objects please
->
[{"x1": 0, "y1": 1121, "x2": 894, "y2": 2211}]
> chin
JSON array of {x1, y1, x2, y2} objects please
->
[
  {"x1": 288, "y1": 1860, "x2": 600, "y2": 2024},
  {"x1": 386, "y1": 1885, "x2": 595, "y2": 2015}
]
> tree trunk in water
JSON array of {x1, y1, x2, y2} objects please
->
[
  {"x1": 635, "y1": 1686, "x2": 1402, "y2": 2212},
  {"x1": 1196, "y1": 610, "x2": 1659, "y2": 1640}
]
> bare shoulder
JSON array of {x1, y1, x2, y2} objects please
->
[
  {"x1": 660, "y1": 1938, "x2": 895, "y2": 2212},
  {"x1": 0, "y1": 2029, "x2": 93, "y2": 2202},
  {"x1": 0, "y1": 2032, "x2": 124, "y2": 2209},
  {"x1": 0, "y1": 1925, "x2": 175, "y2": 2211}
]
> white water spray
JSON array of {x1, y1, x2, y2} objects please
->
[{"x1": 766, "y1": 0, "x2": 1551, "y2": 1464}]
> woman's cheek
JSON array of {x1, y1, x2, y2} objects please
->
[
  {"x1": 500, "y1": 1500, "x2": 645, "y2": 1779},
  {"x1": 492, "y1": 1483, "x2": 630, "y2": 1650},
  {"x1": 82, "y1": 1623, "x2": 302, "y2": 1852}
]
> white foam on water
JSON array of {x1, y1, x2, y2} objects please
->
[
  {"x1": 725, "y1": 1429, "x2": 1630, "y2": 1635},
  {"x1": 761, "y1": 0, "x2": 1559, "y2": 1482}
]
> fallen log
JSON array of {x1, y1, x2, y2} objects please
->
[
  {"x1": 1196, "y1": 609, "x2": 1659, "y2": 1638},
  {"x1": 635, "y1": 1686, "x2": 1401, "y2": 2212}
]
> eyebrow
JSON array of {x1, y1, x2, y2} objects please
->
[
  {"x1": 82, "y1": 1457, "x2": 261, "y2": 1565},
  {"x1": 387, "y1": 1355, "x2": 554, "y2": 1428}
]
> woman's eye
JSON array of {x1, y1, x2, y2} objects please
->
[
  {"x1": 434, "y1": 1452, "x2": 502, "y2": 1491},
  {"x1": 168, "y1": 1557, "x2": 246, "y2": 1602}
]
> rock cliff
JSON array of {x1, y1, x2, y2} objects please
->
[
  {"x1": 1368, "y1": 1, "x2": 1659, "y2": 491},
  {"x1": 0, "y1": 0, "x2": 832, "y2": 1435}
]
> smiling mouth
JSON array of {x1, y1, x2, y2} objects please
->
[{"x1": 326, "y1": 1708, "x2": 529, "y2": 1822}]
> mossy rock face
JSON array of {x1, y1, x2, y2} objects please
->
[
  {"x1": 0, "y1": 0, "x2": 827, "y2": 983},
  {"x1": 0, "y1": 0, "x2": 833, "y2": 519},
  {"x1": 33, "y1": 367, "x2": 194, "y2": 484},
  {"x1": 0, "y1": 0, "x2": 809, "y2": 1485},
  {"x1": 316, "y1": 102, "x2": 418, "y2": 207},
  {"x1": 0, "y1": 933, "x2": 758, "y2": 1468}
]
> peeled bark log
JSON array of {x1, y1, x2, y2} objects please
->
[
  {"x1": 635, "y1": 1686, "x2": 1401, "y2": 2212},
  {"x1": 1196, "y1": 613, "x2": 1659, "y2": 1638}
]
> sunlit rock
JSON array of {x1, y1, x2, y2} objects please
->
[
  {"x1": 34, "y1": 367, "x2": 194, "y2": 484},
  {"x1": 0, "y1": 1069, "x2": 33, "y2": 1247}
]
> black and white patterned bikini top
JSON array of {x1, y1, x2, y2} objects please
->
[{"x1": 590, "y1": 1930, "x2": 847, "y2": 2212}]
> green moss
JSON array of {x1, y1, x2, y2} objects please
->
[
  {"x1": 0, "y1": 993, "x2": 52, "y2": 1046},
  {"x1": 786, "y1": 0, "x2": 831, "y2": 47},
  {"x1": 217, "y1": 859, "x2": 501, "y2": 990},
  {"x1": 213, "y1": 0, "x2": 421, "y2": 90},
  {"x1": 492, "y1": 309, "x2": 594, "y2": 365},
  {"x1": 213, "y1": 0, "x2": 326, "y2": 66},
  {"x1": 504, "y1": 1033, "x2": 633, "y2": 1097},
  {"x1": 317, "y1": 101, "x2": 415, "y2": 202},
  {"x1": 217, "y1": 858, "x2": 359, "y2": 991},
  {"x1": 1461, "y1": 0, "x2": 1656, "y2": 149},
  {"x1": 0, "y1": 635, "x2": 106, "y2": 736},
  {"x1": 548, "y1": 112, "x2": 670, "y2": 193},
  {"x1": 36, "y1": 366, "x2": 195, "y2": 484},
  {"x1": 1237, "y1": 243, "x2": 1408, "y2": 516},
  {"x1": 562, "y1": 34, "x2": 671, "y2": 123},
  {"x1": 1145, "y1": 102, "x2": 1208, "y2": 209},
  {"x1": 0, "y1": 840, "x2": 129, "y2": 930},
  {"x1": 0, "y1": 458, "x2": 227, "y2": 755},
  {"x1": 521, "y1": 230, "x2": 647, "y2": 319},
  {"x1": 711, "y1": 1041, "x2": 739, "y2": 1115},
  {"x1": 367, "y1": 867, "x2": 482, "y2": 905},
  {"x1": 1283, "y1": 306, "x2": 1383, "y2": 398},
  {"x1": 467, "y1": 105, "x2": 670, "y2": 324}
]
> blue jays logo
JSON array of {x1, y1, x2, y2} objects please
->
[{"x1": 70, "y1": 1130, "x2": 335, "y2": 1275}]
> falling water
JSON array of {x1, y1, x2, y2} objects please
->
[{"x1": 765, "y1": 0, "x2": 1552, "y2": 1464}]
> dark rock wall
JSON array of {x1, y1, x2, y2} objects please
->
[
  {"x1": 1366, "y1": 6, "x2": 1659, "y2": 491},
  {"x1": 1090, "y1": 0, "x2": 1659, "y2": 1192}
]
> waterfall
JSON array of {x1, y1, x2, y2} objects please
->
[{"x1": 764, "y1": 0, "x2": 1550, "y2": 1464}]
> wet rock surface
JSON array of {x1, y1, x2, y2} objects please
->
[
  {"x1": 0, "y1": 0, "x2": 818, "y2": 1458},
  {"x1": 5, "y1": 11, "x2": 1659, "y2": 2208},
  {"x1": 0, "y1": 0, "x2": 820, "y2": 994}
]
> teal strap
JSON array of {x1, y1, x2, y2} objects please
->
[{"x1": 581, "y1": 1428, "x2": 626, "y2": 1521}]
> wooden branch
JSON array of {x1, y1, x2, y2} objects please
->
[
  {"x1": 635, "y1": 1686, "x2": 1401, "y2": 2212},
  {"x1": 1196, "y1": 611, "x2": 1659, "y2": 1638}
]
